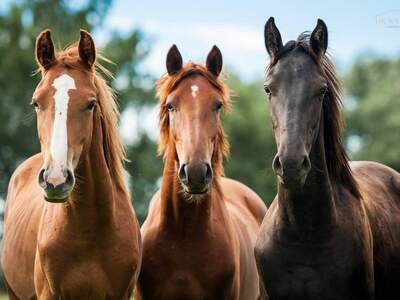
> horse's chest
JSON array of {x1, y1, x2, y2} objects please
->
[
  {"x1": 36, "y1": 237, "x2": 138, "y2": 299},
  {"x1": 140, "y1": 233, "x2": 237, "y2": 300},
  {"x1": 143, "y1": 265, "x2": 236, "y2": 300},
  {"x1": 267, "y1": 264, "x2": 334, "y2": 299},
  {"x1": 52, "y1": 261, "x2": 111, "y2": 298},
  {"x1": 256, "y1": 237, "x2": 365, "y2": 300}
]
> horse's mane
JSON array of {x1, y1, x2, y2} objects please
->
[
  {"x1": 268, "y1": 33, "x2": 361, "y2": 199},
  {"x1": 49, "y1": 45, "x2": 129, "y2": 195},
  {"x1": 156, "y1": 63, "x2": 231, "y2": 177}
]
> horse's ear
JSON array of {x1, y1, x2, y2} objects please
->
[
  {"x1": 78, "y1": 30, "x2": 96, "y2": 69},
  {"x1": 264, "y1": 17, "x2": 283, "y2": 61},
  {"x1": 206, "y1": 45, "x2": 223, "y2": 77},
  {"x1": 166, "y1": 44, "x2": 183, "y2": 75},
  {"x1": 310, "y1": 19, "x2": 328, "y2": 57},
  {"x1": 35, "y1": 29, "x2": 56, "y2": 70}
]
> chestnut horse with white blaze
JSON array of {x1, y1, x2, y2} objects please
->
[
  {"x1": 2, "y1": 30, "x2": 142, "y2": 299},
  {"x1": 255, "y1": 18, "x2": 400, "y2": 300},
  {"x1": 136, "y1": 45, "x2": 267, "y2": 300}
]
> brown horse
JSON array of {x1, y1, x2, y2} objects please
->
[
  {"x1": 255, "y1": 18, "x2": 400, "y2": 300},
  {"x1": 2, "y1": 30, "x2": 142, "y2": 299},
  {"x1": 136, "y1": 45, "x2": 267, "y2": 300}
]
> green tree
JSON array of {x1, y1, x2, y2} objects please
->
[
  {"x1": 345, "y1": 57, "x2": 400, "y2": 171},
  {"x1": 224, "y1": 73, "x2": 276, "y2": 205},
  {"x1": 127, "y1": 134, "x2": 162, "y2": 223},
  {"x1": 102, "y1": 31, "x2": 162, "y2": 221}
]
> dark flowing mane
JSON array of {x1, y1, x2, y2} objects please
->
[
  {"x1": 156, "y1": 63, "x2": 231, "y2": 177},
  {"x1": 43, "y1": 45, "x2": 129, "y2": 195},
  {"x1": 268, "y1": 33, "x2": 361, "y2": 199}
]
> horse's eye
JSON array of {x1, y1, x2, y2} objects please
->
[
  {"x1": 86, "y1": 100, "x2": 97, "y2": 111},
  {"x1": 166, "y1": 102, "x2": 174, "y2": 112},
  {"x1": 264, "y1": 85, "x2": 271, "y2": 97},
  {"x1": 215, "y1": 101, "x2": 223, "y2": 112},
  {"x1": 30, "y1": 101, "x2": 39, "y2": 110}
]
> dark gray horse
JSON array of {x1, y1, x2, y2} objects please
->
[{"x1": 255, "y1": 18, "x2": 400, "y2": 300}]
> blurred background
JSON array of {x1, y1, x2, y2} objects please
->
[{"x1": 0, "y1": 0, "x2": 400, "y2": 295}]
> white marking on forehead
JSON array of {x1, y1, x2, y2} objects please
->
[
  {"x1": 191, "y1": 85, "x2": 199, "y2": 98},
  {"x1": 190, "y1": 84, "x2": 201, "y2": 143},
  {"x1": 48, "y1": 74, "x2": 76, "y2": 186}
]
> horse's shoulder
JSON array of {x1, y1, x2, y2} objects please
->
[
  {"x1": 351, "y1": 160, "x2": 400, "y2": 196},
  {"x1": 5, "y1": 153, "x2": 43, "y2": 211},
  {"x1": 10, "y1": 153, "x2": 43, "y2": 187},
  {"x1": 351, "y1": 160, "x2": 397, "y2": 176},
  {"x1": 141, "y1": 189, "x2": 161, "y2": 234},
  {"x1": 220, "y1": 177, "x2": 267, "y2": 224},
  {"x1": 350, "y1": 162, "x2": 400, "y2": 268}
]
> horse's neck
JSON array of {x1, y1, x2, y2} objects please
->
[
  {"x1": 62, "y1": 115, "x2": 120, "y2": 229},
  {"x1": 160, "y1": 152, "x2": 224, "y2": 233},
  {"x1": 277, "y1": 119, "x2": 336, "y2": 239}
]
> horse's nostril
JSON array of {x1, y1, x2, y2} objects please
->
[
  {"x1": 178, "y1": 163, "x2": 188, "y2": 184},
  {"x1": 38, "y1": 169, "x2": 46, "y2": 188},
  {"x1": 301, "y1": 155, "x2": 311, "y2": 171},
  {"x1": 65, "y1": 169, "x2": 75, "y2": 186},
  {"x1": 205, "y1": 163, "x2": 213, "y2": 184},
  {"x1": 272, "y1": 155, "x2": 282, "y2": 174}
]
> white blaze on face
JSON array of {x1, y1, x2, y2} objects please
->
[
  {"x1": 48, "y1": 74, "x2": 76, "y2": 186},
  {"x1": 190, "y1": 84, "x2": 201, "y2": 144},
  {"x1": 191, "y1": 85, "x2": 199, "y2": 98}
]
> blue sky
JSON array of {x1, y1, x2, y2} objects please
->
[
  {"x1": 3, "y1": 0, "x2": 400, "y2": 80},
  {"x1": 98, "y1": 0, "x2": 400, "y2": 80}
]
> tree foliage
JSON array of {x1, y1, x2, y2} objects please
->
[
  {"x1": 224, "y1": 73, "x2": 277, "y2": 204},
  {"x1": 345, "y1": 57, "x2": 400, "y2": 171}
]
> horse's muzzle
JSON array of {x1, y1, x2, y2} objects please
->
[
  {"x1": 178, "y1": 161, "x2": 213, "y2": 194},
  {"x1": 272, "y1": 153, "x2": 311, "y2": 189},
  {"x1": 38, "y1": 168, "x2": 75, "y2": 202}
]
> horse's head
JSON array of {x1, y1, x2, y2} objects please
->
[
  {"x1": 264, "y1": 18, "x2": 329, "y2": 189},
  {"x1": 158, "y1": 45, "x2": 229, "y2": 196},
  {"x1": 32, "y1": 30, "x2": 98, "y2": 202}
]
